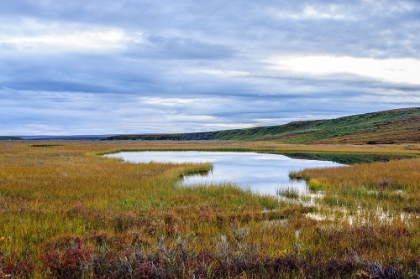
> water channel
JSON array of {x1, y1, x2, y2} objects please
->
[{"x1": 106, "y1": 151, "x2": 344, "y2": 196}]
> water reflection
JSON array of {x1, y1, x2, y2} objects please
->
[{"x1": 106, "y1": 151, "x2": 343, "y2": 196}]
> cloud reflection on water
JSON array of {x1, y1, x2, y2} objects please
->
[{"x1": 106, "y1": 151, "x2": 343, "y2": 196}]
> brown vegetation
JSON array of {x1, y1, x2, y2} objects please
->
[{"x1": 1, "y1": 141, "x2": 420, "y2": 278}]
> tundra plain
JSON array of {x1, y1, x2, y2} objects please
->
[{"x1": 1, "y1": 141, "x2": 420, "y2": 278}]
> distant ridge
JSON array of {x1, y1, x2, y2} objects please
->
[
  {"x1": 0, "y1": 136, "x2": 23, "y2": 140},
  {"x1": 0, "y1": 135, "x2": 114, "y2": 141},
  {"x1": 20, "y1": 135, "x2": 113, "y2": 140},
  {"x1": 103, "y1": 107, "x2": 420, "y2": 144}
]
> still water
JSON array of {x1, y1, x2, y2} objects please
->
[{"x1": 106, "y1": 151, "x2": 343, "y2": 196}]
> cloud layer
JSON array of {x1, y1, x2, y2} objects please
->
[{"x1": 1, "y1": 0, "x2": 419, "y2": 135}]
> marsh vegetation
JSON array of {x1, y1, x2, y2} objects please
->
[{"x1": 1, "y1": 141, "x2": 420, "y2": 278}]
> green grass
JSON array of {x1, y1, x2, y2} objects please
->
[
  {"x1": 1, "y1": 141, "x2": 420, "y2": 278},
  {"x1": 104, "y1": 107, "x2": 420, "y2": 144},
  {"x1": 276, "y1": 188, "x2": 299, "y2": 199}
]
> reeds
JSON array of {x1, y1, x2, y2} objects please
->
[
  {"x1": 1, "y1": 141, "x2": 420, "y2": 278},
  {"x1": 276, "y1": 188, "x2": 299, "y2": 199},
  {"x1": 293, "y1": 158, "x2": 420, "y2": 212}
]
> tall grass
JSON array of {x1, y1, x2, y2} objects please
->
[
  {"x1": 1, "y1": 141, "x2": 420, "y2": 278},
  {"x1": 293, "y1": 158, "x2": 420, "y2": 212}
]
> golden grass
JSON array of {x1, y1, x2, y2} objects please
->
[
  {"x1": 0, "y1": 140, "x2": 420, "y2": 278},
  {"x1": 294, "y1": 158, "x2": 420, "y2": 212}
]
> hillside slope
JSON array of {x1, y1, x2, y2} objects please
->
[{"x1": 104, "y1": 107, "x2": 420, "y2": 144}]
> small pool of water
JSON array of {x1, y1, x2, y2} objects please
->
[{"x1": 106, "y1": 151, "x2": 344, "y2": 196}]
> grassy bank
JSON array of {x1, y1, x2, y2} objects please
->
[
  {"x1": 1, "y1": 141, "x2": 420, "y2": 278},
  {"x1": 104, "y1": 107, "x2": 420, "y2": 144}
]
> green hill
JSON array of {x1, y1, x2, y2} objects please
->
[{"x1": 104, "y1": 107, "x2": 420, "y2": 144}]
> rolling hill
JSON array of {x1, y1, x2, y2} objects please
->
[{"x1": 104, "y1": 107, "x2": 420, "y2": 144}]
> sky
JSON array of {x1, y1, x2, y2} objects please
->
[{"x1": 1, "y1": 0, "x2": 420, "y2": 136}]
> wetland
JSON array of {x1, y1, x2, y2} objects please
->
[
  {"x1": 105, "y1": 151, "x2": 344, "y2": 195},
  {"x1": 1, "y1": 141, "x2": 420, "y2": 278}
]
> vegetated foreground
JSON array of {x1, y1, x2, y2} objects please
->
[{"x1": 1, "y1": 141, "x2": 420, "y2": 278}]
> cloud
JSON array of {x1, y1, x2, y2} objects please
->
[
  {"x1": 0, "y1": 19, "x2": 138, "y2": 50},
  {"x1": 0, "y1": 29, "x2": 134, "y2": 52},
  {"x1": 0, "y1": 0, "x2": 419, "y2": 135},
  {"x1": 266, "y1": 56, "x2": 420, "y2": 85},
  {"x1": 273, "y1": 3, "x2": 356, "y2": 21},
  {"x1": 133, "y1": 35, "x2": 235, "y2": 60}
]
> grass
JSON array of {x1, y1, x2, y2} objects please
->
[
  {"x1": 276, "y1": 188, "x2": 299, "y2": 199},
  {"x1": 1, "y1": 140, "x2": 420, "y2": 278},
  {"x1": 292, "y1": 158, "x2": 420, "y2": 212},
  {"x1": 104, "y1": 107, "x2": 420, "y2": 144}
]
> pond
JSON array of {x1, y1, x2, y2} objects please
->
[{"x1": 105, "y1": 151, "x2": 344, "y2": 196}]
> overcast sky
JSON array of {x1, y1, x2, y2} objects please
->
[{"x1": 1, "y1": 0, "x2": 420, "y2": 135}]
